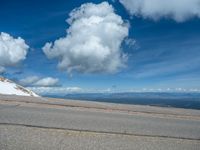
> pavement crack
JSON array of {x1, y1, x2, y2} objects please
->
[{"x1": 0, "y1": 122, "x2": 199, "y2": 141}]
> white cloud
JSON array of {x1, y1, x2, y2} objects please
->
[
  {"x1": 29, "y1": 87, "x2": 82, "y2": 95},
  {"x1": 0, "y1": 32, "x2": 29, "y2": 70},
  {"x1": 119, "y1": 0, "x2": 200, "y2": 22},
  {"x1": 34, "y1": 77, "x2": 59, "y2": 87},
  {"x1": 125, "y1": 38, "x2": 136, "y2": 47},
  {"x1": 19, "y1": 76, "x2": 40, "y2": 86},
  {"x1": 43, "y1": 2, "x2": 129, "y2": 74},
  {"x1": 29, "y1": 86, "x2": 122, "y2": 95},
  {"x1": 19, "y1": 76, "x2": 59, "y2": 87}
]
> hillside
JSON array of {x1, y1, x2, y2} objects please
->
[{"x1": 0, "y1": 77, "x2": 39, "y2": 97}]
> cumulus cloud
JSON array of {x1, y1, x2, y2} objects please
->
[
  {"x1": 34, "y1": 77, "x2": 59, "y2": 87},
  {"x1": 29, "y1": 86, "x2": 121, "y2": 95},
  {"x1": 19, "y1": 76, "x2": 59, "y2": 87},
  {"x1": 19, "y1": 76, "x2": 40, "y2": 86},
  {"x1": 119, "y1": 0, "x2": 200, "y2": 22},
  {"x1": 29, "y1": 87, "x2": 82, "y2": 95},
  {"x1": 0, "y1": 32, "x2": 29, "y2": 70},
  {"x1": 43, "y1": 2, "x2": 129, "y2": 74}
]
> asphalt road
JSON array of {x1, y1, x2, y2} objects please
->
[{"x1": 0, "y1": 95, "x2": 200, "y2": 150}]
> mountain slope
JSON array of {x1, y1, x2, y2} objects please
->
[{"x1": 0, "y1": 77, "x2": 39, "y2": 97}]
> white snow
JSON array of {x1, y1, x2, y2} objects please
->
[{"x1": 0, "y1": 77, "x2": 39, "y2": 97}]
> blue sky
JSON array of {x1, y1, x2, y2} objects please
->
[{"x1": 1, "y1": 0, "x2": 200, "y2": 94}]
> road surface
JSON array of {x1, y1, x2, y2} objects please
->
[{"x1": 0, "y1": 95, "x2": 200, "y2": 150}]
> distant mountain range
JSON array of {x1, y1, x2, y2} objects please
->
[
  {"x1": 44, "y1": 92, "x2": 200, "y2": 110},
  {"x1": 64, "y1": 92, "x2": 200, "y2": 100}
]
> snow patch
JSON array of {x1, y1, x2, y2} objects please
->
[{"x1": 0, "y1": 77, "x2": 39, "y2": 97}]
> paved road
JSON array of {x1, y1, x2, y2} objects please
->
[{"x1": 0, "y1": 95, "x2": 200, "y2": 150}]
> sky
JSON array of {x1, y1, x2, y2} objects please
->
[{"x1": 0, "y1": 0, "x2": 200, "y2": 95}]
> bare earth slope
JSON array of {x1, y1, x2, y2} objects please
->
[{"x1": 0, "y1": 95, "x2": 200, "y2": 150}]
